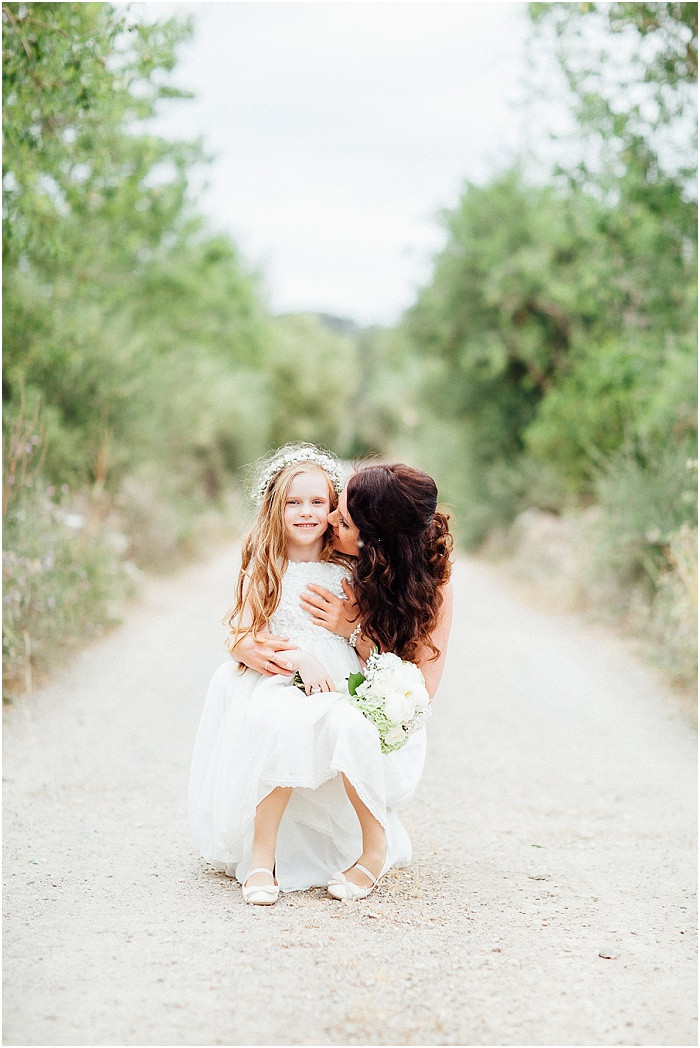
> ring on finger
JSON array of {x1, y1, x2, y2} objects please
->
[{"x1": 264, "y1": 660, "x2": 270, "y2": 672}]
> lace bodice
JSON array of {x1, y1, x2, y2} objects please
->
[{"x1": 268, "y1": 560, "x2": 351, "y2": 649}]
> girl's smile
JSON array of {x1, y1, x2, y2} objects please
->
[{"x1": 283, "y1": 469, "x2": 332, "y2": 561}]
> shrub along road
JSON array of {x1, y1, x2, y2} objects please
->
[{"x1": 3, "y1": 545, "x2": 697, "y2": 1045}]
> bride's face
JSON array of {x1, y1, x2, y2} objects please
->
[{"x1": 327, "y1": 487, "x2": 361, "y2": 557}]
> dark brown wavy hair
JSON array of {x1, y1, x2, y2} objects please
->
[{"x1": 346, "y1": 464, "x2": 453, "y2": 662}]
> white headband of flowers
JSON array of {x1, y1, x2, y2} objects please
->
[{"x1": 252, "y1": 444, "x2": 344, "y2": 506}]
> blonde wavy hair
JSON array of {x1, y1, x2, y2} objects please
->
[{"x1": 224, "y1": 461, "x2": 342, "y2": 639}]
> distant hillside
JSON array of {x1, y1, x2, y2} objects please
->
[{"x1": 277, "y1": 311, "x2": 364, "y2": 337}]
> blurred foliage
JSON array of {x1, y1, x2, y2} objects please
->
[
  {"x1": 402, "y1": 151, "x2": 695, "y2": 524},
  {"x1": 586, "y1": 449, "x2": 696, "y2": 685},
  {"x1": 650, "y1": 521, "x2": 698, "y2": 685},
  {"x1": 345, "y1": 325, "x2": 419, "y2": 459},
  {"x1": 2, "y1": 2, "x2": 357, "y2": 496},
  {"x1": 529, "y1": 1, "x2": 697, "y2": 194},
  {"x1": 265, "y1": 314, "x2": 359, "y2": 451},
  {"x1": 2, "y1": 401, "x2": 133, "y2": 698},
  {"x1": 399, "y1": 3, "x2": 696, "y2": 556},
  {"x1": 2, "y1": 3, "x2": 271, "y2": 495},
  {"x1": 592, "y1": 443, "x2": 697, "y2": 588}
]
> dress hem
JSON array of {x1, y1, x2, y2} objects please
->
[{"x1": 196, "y1": 757, "x2": 390, "y2": 890}]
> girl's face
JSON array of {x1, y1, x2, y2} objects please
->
[
  {"x1": 327, "y1": 487, "x2": 361, "y2": 557},
  {"x1": 283, "y1": 468, "x2": 331, "y2": 561}
]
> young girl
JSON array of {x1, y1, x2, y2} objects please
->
[{"x1": 188, "y1": 444, "x2": 394, "y2": 904}]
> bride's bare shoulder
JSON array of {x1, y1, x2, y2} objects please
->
[{"x1": 439, "y1": 579, "x2": 453, "y2": 616}]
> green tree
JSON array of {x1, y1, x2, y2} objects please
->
[
  {"x1": 2, "y1": 3, "x2": 272, "y2": 496},
  {"x1": 524, "y1": 1, "x2": 697, "y2": 485},
  {"x1": 264, "y1": 314, "x2": 359, "y2": 453},
  {"x1": 404, "y1": 172, "x2": 608, "y2": 532},
  {"x1": 404, "y1": 3, "x2": 696, "y2": 540},
  {"x1": 2, "y1": 3, "x2": 195, "y2": 272}
]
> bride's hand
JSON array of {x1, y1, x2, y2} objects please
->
[
  {"x1": 300, "y1": 578, "x2": 359, "y2": 639},
  {"x1": 227, "y1": 630, "x2": 300, "y2": 676}
]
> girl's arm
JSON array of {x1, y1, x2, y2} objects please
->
[
  {"x1": 230, "y1": 630, "x2": 336, "y2": 693},
  {"x1": 229, "y1": 577, "x2": 335, "y2": 692},
  {"x1": 228, "y1": 629, "x2": 301, "y2": 676},
  {"x1": 292, "y1": 650, "x2": 336, "y2": 695},
  {"x1": 227, "y1": 575, "x2": 301, "y2": 676}
]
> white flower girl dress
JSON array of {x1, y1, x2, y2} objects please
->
[{"x1": 188, "y1": 559, "x2": 427, "y2": 892}]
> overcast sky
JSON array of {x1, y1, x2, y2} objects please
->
[{"x1": 140, "y1": 2, "x2": 535, "y2": 325}]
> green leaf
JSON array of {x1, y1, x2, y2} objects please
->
[{"x1": 347, "y1": 672, "x2": 365, "y2": 696}]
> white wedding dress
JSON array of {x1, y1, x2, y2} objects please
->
[{"x1": 188, "y1": 559, "x2": 427, "y2": 892}]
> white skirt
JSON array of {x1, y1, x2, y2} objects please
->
[{"x1": 188, "y1": 660, "x2": 427, "y2": 892}]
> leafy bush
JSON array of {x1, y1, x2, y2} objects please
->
[
  {"x1": 3, "y1": 417, "x2": 132, "y2": 700},
  {"x1": 592, "y1": 442, "x2": 697, "y2": 590},
  {"x1": 646, "y1": 523, "x2": 698, "y2": 686},
  {"x1": 525, "y1": 337, "x2": 671, "y2": 491},
  {"x1": 264, "y1": 314, "x2": 359, "y2": 452}
]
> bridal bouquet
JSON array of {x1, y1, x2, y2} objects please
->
[{"x1": 347, "y1": 651, "x2": 431, "y2": 754}]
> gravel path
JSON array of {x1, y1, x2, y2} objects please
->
[{"x1": 3, "y1": 547, "x2": 697, "y2": 1046}]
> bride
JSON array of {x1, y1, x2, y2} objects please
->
[{"x1": 189, "y1": 448, "x2": 453, "y2": 903}]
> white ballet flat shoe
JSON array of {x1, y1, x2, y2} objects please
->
[
  {"x1": 242, "y1": 866, "x2": 279, "y2": 906},
  {"x1": 327, "y1": 858, "x2": 388, "y2": 901}
]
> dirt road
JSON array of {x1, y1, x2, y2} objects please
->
[{"x1": 3, "y1": 547, "x2": 697, "y2": 1046}]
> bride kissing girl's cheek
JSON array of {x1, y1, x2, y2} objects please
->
[
  {"x1": 301, "y1": 464, "x2": 454, "y2": 699},
  {"x1": 189, "y1": 446, "x2": 453, "y2": 905}
]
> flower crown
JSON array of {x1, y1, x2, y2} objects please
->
[{"x1": 251, "y1": 443, "x2": 344, "y2": 506}]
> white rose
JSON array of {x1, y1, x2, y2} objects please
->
[
  {"x1": 371, "y1": 655, "x2": 412, "y2": 687},
  {"x1": 370, "y1": 672, "x2": 397, "y2": 699},
  {"x1": 408, "y1": 684, "x2": 430, "y2": 711},
  {"x1": 383, "y1": 692, "x2": 408, "y2": 723},
  {"x1": 395, "y1": 662, "x2": 425, "y2": 692},
  {"x1": 384, "y1": 692, "x2": 418, "y2": 724},
  {"x1": 383, "y1": 724, "x2": 407, "y2": 747},
  {"x1": 376, "y1": 653, "x2": 403, "y2": 670}
]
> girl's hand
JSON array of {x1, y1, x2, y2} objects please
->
[
  {"x1": 300, "y1": 578, "x2": 359, "y2": 639},
  {"x1": 294, "y1": 652, "x2": 336, "y2": 695},
  {"x1": 228, "y1": 630, "x2": 300, "y2": 677}
]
